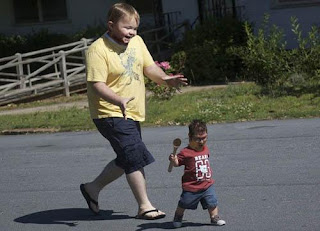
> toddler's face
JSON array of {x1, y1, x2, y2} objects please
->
[
  {"x1": 189, "y1": 132, "x2": 207, "y2": 151},
  {"x1": 108, "y1": 16, "x2": 138, "y2": 45}
]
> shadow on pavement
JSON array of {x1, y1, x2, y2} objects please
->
[
  {"x1": 136, "y1": 221, "x2": 211, "y2": 230},
  {"x1": 14, "y1": 208, "x2": 131, "y2": 227}
]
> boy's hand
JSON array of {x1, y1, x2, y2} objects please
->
[
  {"x1": 163, "y1": 74, "x2": 188, "y2": 92},
  {"x1": 91, "y1": 82, "x2": 134, "y2": 120},
  {"x1": 119, "y1": 96, "x2": 135, "y2": 120}
]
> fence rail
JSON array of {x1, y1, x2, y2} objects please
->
[
  {"x1": 0, "y1": 38, "x2": 93, "y2": 105},
  {"x1": 0, "y1": 20, "x2": 189, "y2": 106}
]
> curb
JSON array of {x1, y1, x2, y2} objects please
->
[{"x1": 1, "y1": 128, "x2": 60, "y2": 135}]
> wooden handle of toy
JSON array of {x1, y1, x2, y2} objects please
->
[{"x1": 168, "y1": 146, "x2": 179, "y2": 172}]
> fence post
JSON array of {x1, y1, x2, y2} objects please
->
[
  {"x1": 81, "y1": 38, "x2": 88, "y2": 65},
  {"x1": 15, "y1": 53, "x2": 25, "y2": 89},
  {"x1": 154, "y1": 32, "x2": 161, "y2": 58},
  {"x1": 59, "y1": 51, "x2": 70, "y2": 97},
  {"x1": 52, "y1": 51, "x2": 59, "y2": 79},
  {"x1": 183, "y1": 20, "x2": 191, "y2": 32}
]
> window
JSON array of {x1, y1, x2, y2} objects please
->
[
  {"x1": 14, "y1": 0, "x2": 68, "y2": 24},
  {"x1": 271, "y1": 0, "x2": 320, "y2": 9},
  {"x1": 125, "y1": 0, "x2": 153, "y2": 14},
  {"x1": 198, "y1": 0, "x2": 239, "y2": 22}
]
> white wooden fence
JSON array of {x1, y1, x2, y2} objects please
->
[
  {"x1": 0, "y1": 38, "x2": 93, "y2": 105},
  {"x1": 0, "y1": 20, "x2": 190, "y2": 106}
]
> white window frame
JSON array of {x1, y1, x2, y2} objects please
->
[{"x1": 271, "y1": 0, "x2": 320, "y2": 9}]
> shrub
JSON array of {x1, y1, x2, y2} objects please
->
[
  {"x1": 0, "y1": 34, "x2": 27, "y2": 57},
  {"x1": 232, "y1": 14, "x2": 320, "y2": 96},
  {"x1": 145, "y1": 61, "x2": 180, "y2": 100},
  {"x1": 0, "y1": 25, "x2": 105, "y2": 57},
  {"x1": 171, "y1": 16, "x2": 247, "y2": 85},
  {"x1": 0, "y1": 29, "x2": 73, "y2": 57},
  {"x1": 231, "y1": 15, "x2": 288, "y2": 94}
]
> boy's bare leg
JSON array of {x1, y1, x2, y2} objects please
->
[
  {"x1": 126, "y1": 168, "x2": 165, "y2": 218},
  {"x1": 83, "y1": 160, "x2": 125, "y2": 212}
]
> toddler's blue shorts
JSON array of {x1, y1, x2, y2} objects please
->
[
  {"x1": 93, "y1": 117, "x2": 155, "y2": 174},
  {"x1": 178, "y1": 184, "x2": 218, "y2": 210}
]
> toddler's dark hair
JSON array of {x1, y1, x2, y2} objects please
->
[{"x1": 189, "y1": 119, "x2": 207, "y2": 137}]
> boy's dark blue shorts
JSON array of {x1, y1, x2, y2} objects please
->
[
  {"x1": 178, "y1": 184, "x2": 218, "y2": 210},
  {"x1": 93, "y1": 117, "x2": 155, "y2": 174}
]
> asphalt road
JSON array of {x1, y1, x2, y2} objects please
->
[{"x1": 0, "y1": 118, "x2": 319, "y2": 231}]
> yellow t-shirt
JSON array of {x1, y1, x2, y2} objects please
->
[{"x1": 86, "y1": 34, "x2": 154, "y2": 121}]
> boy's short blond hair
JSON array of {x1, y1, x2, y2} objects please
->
[{"x1": 107, "y1": 3, "x2": 140, "y2": 24}]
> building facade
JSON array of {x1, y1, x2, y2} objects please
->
[{"x1": 0, "y1": 0, "x2": 319, "y2": 48}]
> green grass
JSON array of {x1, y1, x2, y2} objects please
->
[
  {"x1": 145, "y1": 83, "x2": 320, "y2": 126},
  {"x1": 0, "y1": 93, "x2": 87, "y2": 111},
  {"x1": 0, "y1": 107, "x2": 95, "y2": 132},
  {"x1": 0, "y1": 83, "x2": 319, "y2": 133}
]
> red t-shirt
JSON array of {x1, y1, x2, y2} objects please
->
[{"x1": 177, "y1": 145, "x2": 214, "y2": 192}]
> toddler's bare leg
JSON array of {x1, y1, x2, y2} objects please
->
[
  {"x1": 208, "y1": 206, "x2": 218, "y2": 217},
  {"x1": 173, "y1": 206, "x2": 185, "y2": 227},
  {"x1": 209, "y1": 206, "x2": 226, "y2": 225},
  {"x1": 175, "y1": 206, "x2": 185, "y2": 217}
]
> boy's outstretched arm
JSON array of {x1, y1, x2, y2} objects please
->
[{"x1": 144, "y1": 63, "x2": 188, "y2": 90}]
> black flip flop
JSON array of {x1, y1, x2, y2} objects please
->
[
  {"x1": 135, "y1": 209, "x2": 166, "y2": 220},
  {"x1": 80, "y1": 184, "x2": 99, "y2": 215}
]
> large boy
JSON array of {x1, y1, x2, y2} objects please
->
[{"x1": 80, "y1": 3, "x2": 187, "y2": 220}]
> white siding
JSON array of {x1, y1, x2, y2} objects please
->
[
  {"x1": 241, "y1": 0, "x2": 320, "y2": 48},
  {"x1": 1, "y1": 0, "x2": 319, "y2": 49}
]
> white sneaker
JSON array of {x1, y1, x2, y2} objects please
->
[
  {"x1": 173, "y1": 214, "x2": 183, "y2": 228},
  {"x1": 211, "y1": 215, "x2": 226, "y2": 226}
]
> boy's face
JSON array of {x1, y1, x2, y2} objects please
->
[
  {"x1": 108, "y1": 16, "x2": 138, "y2": 46},
  {"x1": 189, "y1": 132, "x2": 208, "y2": 151}
]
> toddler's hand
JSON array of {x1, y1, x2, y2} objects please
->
[
  {"x1": 169, "y1": 153, "x2": 176, "y2": 161},
  {"x1": 169, "y1": 153, "x2": 179, "y2": 167}
]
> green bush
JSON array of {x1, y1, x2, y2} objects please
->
[
  {"x1": 284, "y1": 17, "x2": 320, "y2": 95},
  {"x1": 232, "y1": 15, "x2": 288, "y2": 93},
  {"x1": 171, "y1": 16, "x2": 247, "y2": 85},
  {"x1": 232, "y1": 14, "x2": 320, "y2": 96},
  {"x1": 145, "y1": 59, "x2": 185, "y2": 100},
  {"x1": 0, "y1": 30, "x2": 71, "y2": 57},
  {"x1": 0, "y1": 25, "x2": 105, "y2": 57},
  {"x1": 0, "y1": 34, "x2": 26, "y2": 57}
]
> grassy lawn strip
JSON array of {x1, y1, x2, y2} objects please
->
[
  {"x1": 0, "y1": 94, "x2": 88, "y2": 111},
  {"x1": 0, "y1": 107, "x2": 95, "y2": 132},
  {"x1": 145, "y1": 84, "x2": 320, "y2": 126},
  {"x1": 0, "y1": 83, "x2": 319, "y2": 133}
]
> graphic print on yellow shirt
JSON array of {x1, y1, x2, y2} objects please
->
[
  {"x1": 119, "y1": 48, "x2": 141, "y2": 85},
  {"x1": 86, "y1": 35, "x2": 154, "y2": 121}
]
